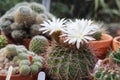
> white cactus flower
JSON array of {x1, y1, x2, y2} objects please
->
[
  {"x1": 61, "y1": 19, "x2": 100, "y2": 49},
  {"x1": 40, "y1": 18, "x2": 66, "y2": 35}
]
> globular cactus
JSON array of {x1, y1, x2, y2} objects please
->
[
  {"x1": 47, "y1": 45, "x2": 96, "y2": 80},
  {"x1": 33, "y1": 55, "x2": 44, "y2": 62},
  {"x1": 36, "y1": 14, "x2": 44, "y2": 24},
  {"x1": 1, "y1": 20, "x2": 12, "y2": 37},
  {"x1": 30, "y1": 24, "x2": 41, "y2": 37},
  {"x1": 18, "y1": 53, "x2": 29, "y2": 60},
  {"x1": 30, "y1": 2, "x2": 46, "y2": 13},
  {"x1": 14, "y1": 6, "x2": 35, "y2": 26},
  {"x1": 2, "y1": 15, "x2": 14, "y2": 22},
  {"x1": 11, "y1": 30, "x2": 26, "y2": 40},
  {"x1": 33, "y1": 62, "x2": 42, "y2": 68},
  {"x1": 19, "y1": 60, "x2": 30, "y2": 66},
  {"x1": 94, "y1": 64, "x2": 120, "y2": 80},
  {"x1": 91, "y1": 32, "x2": 102, "y2": 40},
  {"x1": 10, "y1": 23, "x2": 24, "y2": 30},
  {"x1": 5, "y1": 44, "x2": 17, "y2": 60},
  {"x1": 30, "y1": 64, "x2": 39, "y2": 74},
  {"x1": 19, "y1": 65, "x2": 31, "y2": 76},
  {"x1": 29, "y1": 36, "x2": 49, "y2": 54},
  {"x1": 0, "y1": 35, "x2": 7, "y2": 49}
]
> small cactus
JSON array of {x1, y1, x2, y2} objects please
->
[
  {"x1": 10, "y1": 23, "x2": 24, "y2": 30},
  {"x1": 36, "y1": 15, "x2": 43, "y2": 24},
  {"x1": 29, "y1": 35, "x2": 48, "y2": 54},
  {"x1": 0, "y1": 35, "x2": 7, "y2": 49},
  {"x1": 5, "y1": 44, "x2": 17, "y2": 60},
  {"x1": 19, "y1": 60, "x2": 30, "y2": 66},
  {"x1": 30, "y1": 24, "x2": 41, "y2": 37},
  {"x1": 30, "y1": 64, "x2": 39, "y2": 74},
  {"x1": 11, "y1": 30, "x2": 26, "y2": 40},
  {"x1": 19, "y1": 65, "x2": 31, "y2": 76},
  {"x1": 110, "y1": 48, "x2": 120, "y2": 63},
  {"x1": 14, "y1": 6, "x2": 35, "y2": 26}
]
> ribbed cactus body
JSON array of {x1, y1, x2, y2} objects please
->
[
  {"x1": 29, "y1": 36, "x2": 48, "y2": 54},
  {"x1": 47, "y1": 45, "x2": 95, "y2": 80}
]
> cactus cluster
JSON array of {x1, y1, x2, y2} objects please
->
[
  {"x1": 0, "y1": 44, "x2": 44, "y2": 76},
  {"x1": 94, "y1": 48, "x2": 120, "y2": 80},
  {"x1": 29, "y1": 35, "x2": 48, "y2": 54},
  {"x1": 47, "y1": 45, "x2": 96, "y2": 80},
  {"x1": 0, "y1": 2, "x2": 54, "y2": 43}
]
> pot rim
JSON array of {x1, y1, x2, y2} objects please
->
[
  {"x1": 113, "y1": 36, "x2": 120, "y2": 43},
  {"x1": 89, "y1": 33, "x2": 113, "y2": 43}
]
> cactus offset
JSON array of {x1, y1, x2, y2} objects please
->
[
  {"x1": 0, "y1": 35, "x2": 7, "y2": 49},
  {"x1": 30, "y1": 24, "x2": 41, "y2": 37},
  {"x1": 11, "y1": 30, "x2": 26, "y2": 40},
  {"x1": 30, "y1": 64, "x2": 39, "y2": 74},
  {"x1": 29, "y1": 36, "x2": 48, "y2": 54},
  {"x1": 19, "y1": 65, "x2": 31, "y2": 76},
  {"x1": 47, "y1": 45, "x2": 96, "y2": 80},
  {"x1": 14, "y1": 6, "x2": 35, "y2": 26}
]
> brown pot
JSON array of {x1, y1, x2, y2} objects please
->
[
  {"x1": 0, "y1": 72, "x2": 38, "y2": 80},
  {"x1": 88, "y1": 33, "x2": 113, "y2": 59},
  {"x1": 112, "y1": 36, "x2": 120, "y2": 52},
  {"x1": 22, "y1": 39, "x2": 31, "y2": 49}
]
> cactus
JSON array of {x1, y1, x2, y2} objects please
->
[
  {"x1": 11, "y1": 30, "x2": 26, "y2": 40},
  {"x1": 33, "y1": 62, "x2": 42, "y2": 68},
  {"x1": 30, "y1": 64, "x2": 39, "y2": 74},
  {"x1": 18, "y1": 53, "x2": 28, "y2": 60},
  {"x1": 94, "y1": 62, "x2": 120, "y2": 80},
  {"x1": 29, "y1": 36, "x2": 48, "y2": 54},
  {"x1": 36, "y1": 14, "x2": 43, "y2": 24},
  {"x1": 5, "y1": 44, "x2": 17, "y2": 60},
  {"x1": 91, "y1": 32, "x2": 102, "y2": 40},
  {"x1": 19, "y1": 60, "x2": 30, "y2": 66},
  {"x1": 10, "y1": 23, "x2": 24, "y2": 30},
  {"x1": 0, "y1": 35, "x2": 7, "y2": 49},
  {"x1": 47, "y1": 45, "x2": 96, "y2": 80},
  {"x1": 1, "y1": 20, "x2": 12, "y2": 37},
  {"x1": 19, "y1": 65, "x2": 31, "y2": 76},
  {"x1": 30, "y1": 24, "x2": 41, "y2": 37},
  {"x1": 110, "y1": 48, "x2": 120, "y2": 63},
  {"x1": 14, "y1": 6, "x2": 35, "y2": 26},
  {"x1": 2, "y1": 15, "x2": 14, "y2": 22},
  {"x1": 30, "y1": 2, "x2": 46, "y2": 13}
]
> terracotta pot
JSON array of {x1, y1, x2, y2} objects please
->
[
  {"x1": 112, "y1": 36, "x2": 120, "y2": 52},
  {"x1": 88, "y1": 33, "x2": 113, "y2": 59},
  {"x1": 22, "y1": 39, "x2": 31, "y2": 49},
  {"x1": 0, "y1": 72, "x2": 38, "y2": 80}
]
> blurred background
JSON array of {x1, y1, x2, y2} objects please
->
[{"x1": 0, "y1": 0, "x2": 120, "y2": 23}]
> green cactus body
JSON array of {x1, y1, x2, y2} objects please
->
[
  {"x1": 30, "y1": 3, "x2": 46, "y2": 13},
  {"x1": 110, "y1": 48, "x2": 120, "y2": 63},
  {"x1": 14, "y1": 6, "x2": 35, "y2": 26},
  {"x1": 47, "y1": 45, "x2": 96, "y2": 80},
  {"x1": 11, "y1": 30, "x2": 26, "y2": 40},
  {"x1": 19, "y1": 60, "x2": 30, "y2": 66},
  {"x1": 0, "y1": 35, "x2": 7, "y2": 49},
  {"x1": 30, "y1": 64, "x2": 39, "y2": 74},
  {"x1": 33, "y1": 62, "x2": 42, "y2": 68},
  {"x1": 29, "y1": 36, "x2": 48, "y2": 54},
  {"x1": 33, "y1": 56, "x2": 44, "y2": 62},
  {"x1": 3, "y1": 15, "x2": 14, "y2": 22},
  {"x1": 94, "y1": 67, "x2": 120, "y2": 80},
  {"x1": 18, "y1": 53, "x2": 29, "y2": 60},
  {"x1": 5, "y1": 44, "x2": 17, "y2": 59},
  {"x1": 19, "y1": 65, "x2": 31, "y2": 76},
  {"x1": 10, "y1": 23, "x2": 24, "y2": 30}
]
